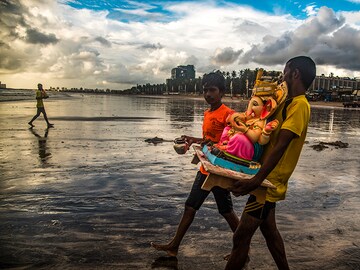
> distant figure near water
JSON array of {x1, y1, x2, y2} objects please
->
[{"x1": 28, "y1": 83, "x2": 54, "y2": 128}]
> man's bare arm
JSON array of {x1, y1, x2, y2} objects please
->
[{"x1": 230, "y1": 129, "x2": 296, "y2": 196}]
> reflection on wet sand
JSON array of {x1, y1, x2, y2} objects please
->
[{"x1": 29, "y1": 128, "x2": 52, "y2": 165}]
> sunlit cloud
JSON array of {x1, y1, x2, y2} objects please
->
[
  {"x1": 303, "y1": 4, "x2": 318, "y2": 16},
  {"x1": 1, "y1": 0, "x2": 360, "y2": 90}
]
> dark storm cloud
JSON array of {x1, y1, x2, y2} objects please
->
[
  {"x1": 0, "y1": 0, "x2": 59, "y2": 71},
  {"x1": 0, "y1": 0, "x2": 26, "y2": 40},
  {"x1": 0, "y1": 50, "x2": 23, "y2": 70},
  {"x1": 140, "y1": 42, "x2": 163, "y2": 50},
  {"x1": 1, "y1": 0, "x2": 58, "y2": 44},
  {"x1": 0, "y1": 0, "x2": 26, "y2": 71},
  {"x1": 26, "y1": 28, "x2": 59, "y2": 44},
  {"x1": 94, "y1": 36, "x2": 112, "y2": 47},
  {"x1": 211, "y1": 47, "x2": 243, "y2": 65},
  {"x1": 185, "y1": 55, "x2": 199, "y2": 66},
  {"x1": 239, "y1": 7, "x2": 360, "y2": 71}
]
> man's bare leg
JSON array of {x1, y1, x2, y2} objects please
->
[
  {"x1": 260, "y1": 208, "x2": 289, "y2": 270},
  {"x1": 29, "y1": 110, "x2": 40, "y2": 127},
  {"x1": 42, "y1": 110, "x2": 54, "y2": 127},
  {"x1": 222, "y1": 210, "x2": 240, "y2": 232},
  {"x1": 222, "y1": 210, "x2": 242, "y2": 261},
  {"x1": 225, "y1": 212, "x2": 262, "y2": 270},
  {"x1": 151, "y1": 205, "x2": 196, "y2": 257}
]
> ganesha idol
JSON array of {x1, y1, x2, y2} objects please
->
[{"x1": 207, "y1": 69, "x2": 288, "y2": 174}]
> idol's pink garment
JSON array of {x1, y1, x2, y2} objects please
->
[{"x1": 219, "y1": 126, "x2": 254, "y2": 160}]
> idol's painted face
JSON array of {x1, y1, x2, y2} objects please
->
[{"x1": 246, "y1": 96, "x2": 264, "y2": 118}]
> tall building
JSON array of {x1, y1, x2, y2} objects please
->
[
  {"x1": 171, "y1": 65, "x2": 195, "y2": 80},
  {"x1": 0, "y1": 81, "x2": 6, "y2": 89}
]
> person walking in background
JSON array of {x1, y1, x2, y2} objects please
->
[
  {"x1": 225, "y1": 56, "x2": 316, "y2": 270},
  {"x1": 151, "y1": 71, "x2": 240, "y2": 257},
  {"x1": 28, "y1": 83, "x2": 54, "y2": 128}
]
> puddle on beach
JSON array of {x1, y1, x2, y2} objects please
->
[{"x1": 0, "y1": 94, "x2": 359, "y2": 269}]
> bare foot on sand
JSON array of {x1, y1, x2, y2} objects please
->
[
  {"x1": 150, "y1": 242, "x2": 178, "y2": 257},
  {"x1": 223, "y1": 254, "x2": 250, "y2": 260},
  {"x1": 28, "y1": 122, "x2": 34, "y2": 128}
]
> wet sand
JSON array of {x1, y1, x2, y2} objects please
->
[{"x1": 0, "y1": 93, "x2": 359, "y2": 269}]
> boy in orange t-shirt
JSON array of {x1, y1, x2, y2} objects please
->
[{"x1": 151, "y1": 72, "x2": 239, "y2": 257}]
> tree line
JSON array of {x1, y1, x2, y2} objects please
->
[
  {"x1": 54, "y1": 68, "x2": 282, "y2": 97},
  {"x1": 121, "y1": 68, "x2": 282, "y2": 97}
]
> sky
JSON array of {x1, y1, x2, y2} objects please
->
[{"x1": 1, "y1": 0, "x2": 360, "y2": 90}]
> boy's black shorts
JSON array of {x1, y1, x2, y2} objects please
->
[
  {"x1": 185, "y1": 171, "x2": 233, "y2": 214},
  {"x1": 244, "y1": 195, "x2": 276, "y2": 220}
]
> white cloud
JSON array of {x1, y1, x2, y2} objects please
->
[
  {"x1": 239, "y1": 7, "x2": 360, "y2": 71},
  {"x1": 211, "y1": 47, "x2": 243, "y2": 66},
  {"x1": 340, "y1": 10, "x2": 360, "y2": 30},
  {"x1": 1, "y1": 0, "x2": 360, "y2": 90},
  {"x1": 303, "y1": 4, "x2": 318, "y2": 16}
]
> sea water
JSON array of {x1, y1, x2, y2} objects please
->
[{"x1": 0, "y1": 93, "x2": 359, "y2": 269}]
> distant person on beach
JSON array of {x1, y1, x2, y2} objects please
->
[
  {"x1": 28, "y1": 83, "x2": 54, "y2": 128},
  {"x1": 151, "y1": 71, "x2": 240, "y2": 256},
  {"x1": 225, "y1": 56, "x2": 316, "y2": 270}
]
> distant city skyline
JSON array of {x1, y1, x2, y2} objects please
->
[
  {"x1": 1, "y1": 0, "x2": 360, "y2": 90},
  {"x1": 2, "y1": 62, "x2": 360, "y2": 92}
]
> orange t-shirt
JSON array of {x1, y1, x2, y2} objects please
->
[{"x1": 200, "y1": 104, "x2": 234, "y2": 174}]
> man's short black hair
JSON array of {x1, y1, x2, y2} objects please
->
[
  {"x1": 286, "y1": 56, "x2": 316, "y2": 89},
  {"x1": 202, "y1": 71, "x2": 226, "y2": 92}
]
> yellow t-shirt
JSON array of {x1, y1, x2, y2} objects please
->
[
  {"x1": 36, "y1": 90, "x2": 48, "y2": 108},
  {"x1": 200, "y1": 104, "x2": 234, "y2": 174},
  {"x1": 263, "y1": 95, "x2": 311, "y2": 202}
]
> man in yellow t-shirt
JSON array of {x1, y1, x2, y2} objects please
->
[
  {"x1": 28, "y1": 83, "x2": 54, "y2": 128},
  {"x1": 151, "y1": 71, "x2": 239, "y2": 257},
  {"x1": 226, "y1": 56, "x2": 316, "y2": 270}
]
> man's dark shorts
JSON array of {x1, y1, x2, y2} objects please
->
[
  {"x1": 244, "y1": 194, "x2": 276, "y2": 220},
  {"x1": 185, "y1": 171, "x2": 233, "y2": 214},
  {"x1": 37, "y1": 107, "x2": 46, "y2": 114}
]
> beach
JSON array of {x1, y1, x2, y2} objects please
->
[{"x1": 0, "y1": 91, "x2": 359, "y2": 269}]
